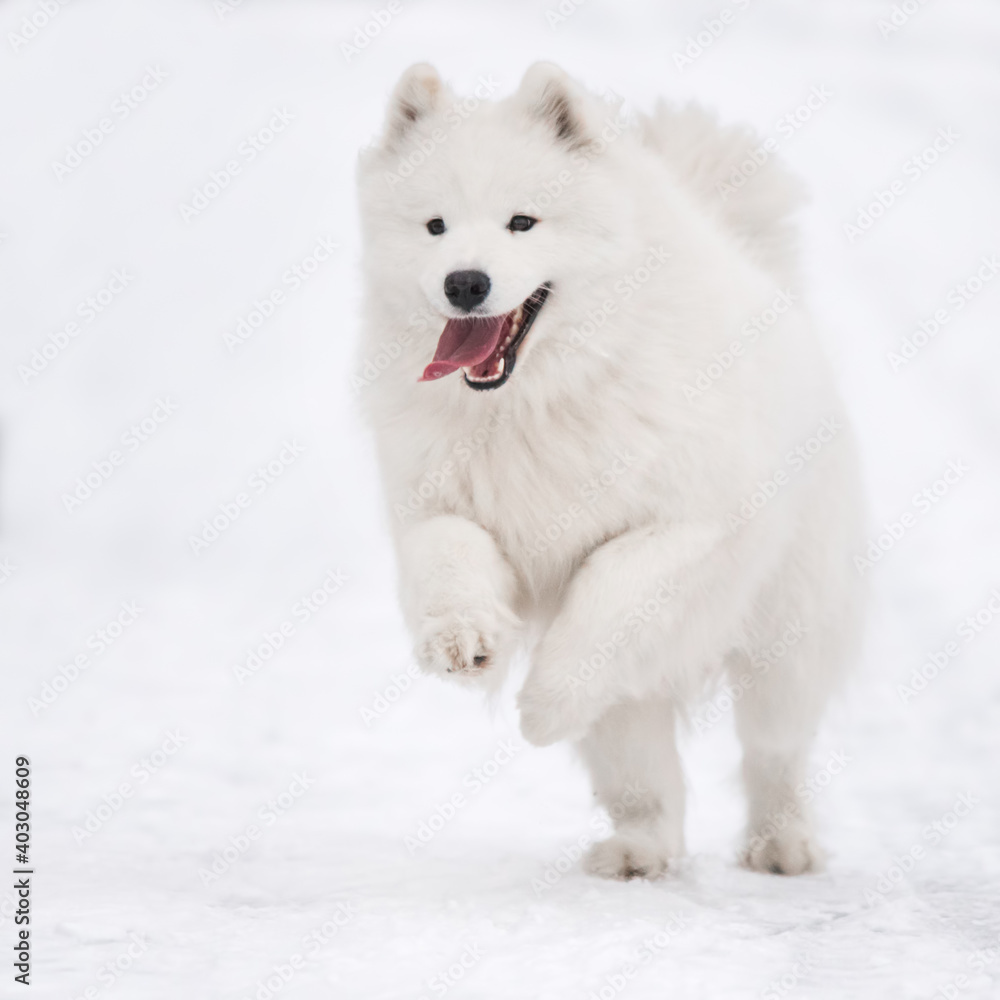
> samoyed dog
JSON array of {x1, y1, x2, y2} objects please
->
[{"x1": 356, "y1": 63, "x2": 864, "y2": 879}]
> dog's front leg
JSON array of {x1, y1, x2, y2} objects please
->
[
  {"x1": 397, "y1": 515, "x2": 520, "y2": 683},
  {"x1": 518, "y1": 522, "x2": 733, "y2": 745}
]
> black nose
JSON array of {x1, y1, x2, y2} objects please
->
[{"x1": 444, "y1": 270, "x2": 491, "y2": 312}]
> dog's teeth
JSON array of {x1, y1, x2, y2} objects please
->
[
  {"x1": 464, "y1": 356, "x2": 505, "y2": 382},
  {"x1": 504, "y1": 316, "x2": 520, "y2": 349},
  {"x1": 460, "y1": 300, "x2": 535, "y2": 387}
]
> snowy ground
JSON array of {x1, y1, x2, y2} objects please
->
[{"x1": 2, "y1": 1, "x2": 1000, "y2": 997}]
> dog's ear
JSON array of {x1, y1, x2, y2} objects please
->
[
  {"x1": 516, "y1": 62, "x2": 594, "y2": 148},
  {"x1": 382, "y1": 63, "x2": 446, "y2": 149}
]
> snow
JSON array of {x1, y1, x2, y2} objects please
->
[{"x1": 2, "y1": 0, "x2": 1000, "y2": 997}]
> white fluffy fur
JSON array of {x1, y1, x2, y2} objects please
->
[{"x1": 356, "y1": 64, "x2": 864, "y2": 879}]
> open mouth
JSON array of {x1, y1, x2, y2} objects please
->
[{"x1": 419, "y1": 284, "x2": 551, "y2": 391}]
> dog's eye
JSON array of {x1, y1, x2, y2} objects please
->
[
  {"x1": 426, "y1": 218, "x2": 446, "y2": 236},
  {"x1": 507, "y1": 215, "x2": 537, "y2": 232}
]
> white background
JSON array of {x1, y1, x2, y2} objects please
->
[{"x1": 2, "y1": 1, "x2": 1000, "y2": 997}]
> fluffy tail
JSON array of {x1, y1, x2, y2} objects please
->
[{"x1": 641, "y1": 102, "x2": 805, "y2": 288}]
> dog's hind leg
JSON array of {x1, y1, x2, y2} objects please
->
[
  {"x1": 730, "y1": 642, "x2": 828, "y2": 875},
  {"x1": 732, "y1": 460, "x2": 862, "y2": 875},
  {"x1": 578, "y1": 697, "x2": 685, "y2": 880}
]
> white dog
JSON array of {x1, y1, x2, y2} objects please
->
[{"x1": 356, "y1": 63, "x2": 864, "y2": 879}]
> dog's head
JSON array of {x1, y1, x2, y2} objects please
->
[{"x1": 358, "y1": 63, "x2": 632, "y2": 392}]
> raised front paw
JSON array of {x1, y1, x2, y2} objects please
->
[
  {"x1": 516, "y1": 671, "x2": 592, "y2": 747},
  {"x1": 517, "y1": 631, "x2": 615, "y2": 746},
  {"x1": 415, "y1": 604, "x2": 513, "y2": 682}
]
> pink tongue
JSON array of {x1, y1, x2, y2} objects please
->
[{"x1": 419, "y1": 315, "x2": 506, "y2": 382}]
